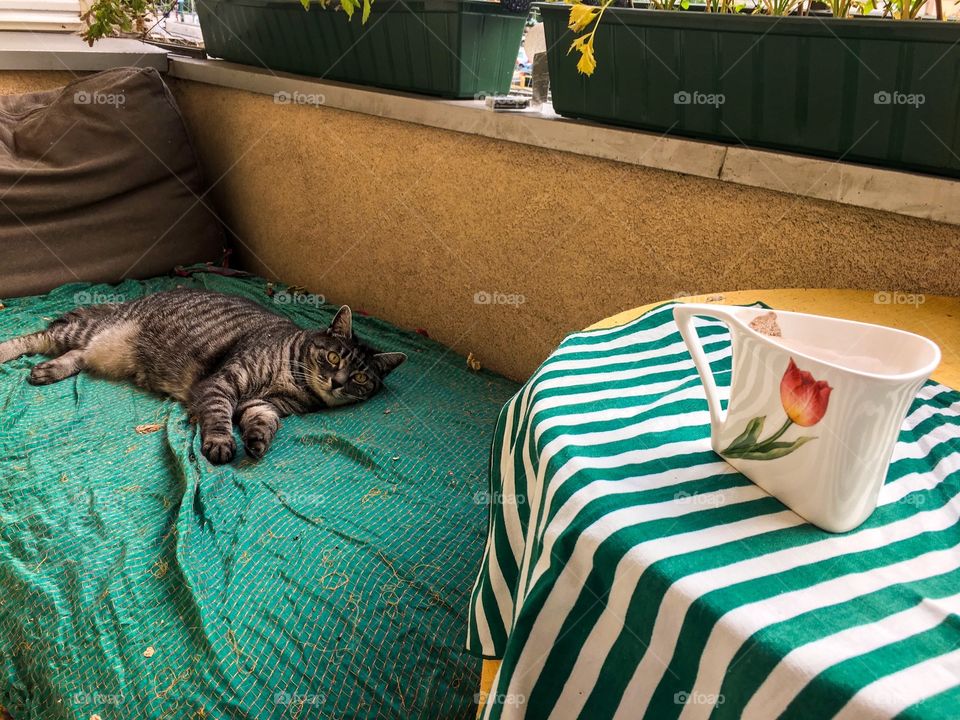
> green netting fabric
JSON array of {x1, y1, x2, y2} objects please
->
[{"x1": 0, "y1": 272, "x2": 518, "y2": 719}]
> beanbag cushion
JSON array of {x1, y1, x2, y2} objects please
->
[{"x1": 0, "y1": 67, "x2": 223, "y2": 297}]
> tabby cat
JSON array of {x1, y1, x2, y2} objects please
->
[{"x1": 0, "y1": 289, "x2": 406, "y2": 464}]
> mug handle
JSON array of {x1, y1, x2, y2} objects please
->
[{"x1": 672, "y1": 304, "x2": 747, "y2": 429}]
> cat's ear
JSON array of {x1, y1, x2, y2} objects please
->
[
  {"x1": 373, "y1": 352, "x2": 406, "y2": 378},
  {"x1": 329, "y1": 305, "x2": 352, "y2": 339}
]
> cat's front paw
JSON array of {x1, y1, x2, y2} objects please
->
[
  {"x1": 242, "y1": 431, "x2": 272, "y2": 460},
  {"x1": 28, "y1": 361, "x2": 61, "y2": 385},
  {"x1": 202, "y1": 434, "x2": 236, "y2": 465}
]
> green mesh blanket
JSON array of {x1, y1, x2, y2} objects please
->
[{"x1": 0, "y1": 273, "x2": 518, "y2": 719}]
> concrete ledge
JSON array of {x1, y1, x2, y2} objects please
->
[
  {"x1": 721, "y1": 149, "x2": 960, "y2": 226},
  {"x1": 0, "y1": 32, "x2": 167, "y2": 71},
  {"x1": 169, "y1": 55, "x2": 960, "y2": 226}
]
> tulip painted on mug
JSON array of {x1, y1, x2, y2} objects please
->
[
  {"x1": 720, "y1": 357, "x2": 831, "y2": 461},
  {"x1": 780, "y1": 359, "x2": 833, "y2": 427}
]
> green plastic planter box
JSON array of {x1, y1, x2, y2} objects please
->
[
  {"x1": 197, "y1": 0, "x2": 526, "y2": 98},
  {"x1": 539, "y1": 4, "x2": 960, "y2": 178}
]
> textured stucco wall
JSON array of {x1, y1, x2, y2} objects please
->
[
  {"x1": 168, "y1": 81, "x2": 960, "y2": 380},
  {"x1": 0, "y1": 71, "x2": 78, "y2": 94},
  {"x1": 2, "y1": 72, "x2": 958, "y2": 380}
]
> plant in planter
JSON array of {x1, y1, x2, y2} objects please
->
[
  {"x1": 82, "y1": 0, "x2": 530, "y2": 100},
  {"x1": 565, "y1": 3, "x2": 604, "y2": 74},
  {"x1": 754, "y1": 0, "x2": 803, "y2": 13},
  {"x1": 540, "y1": 0, "x2": 960, "y2": 177},
  {"x1": 563, "y1": 0, "x2": 945, "y2": 74},
  {"x1": 565, "y1": 0, "x2": 820, "y2": 75},
  {"x1": 196, "y1": 0, "x2": 529, "y2": 97},
  {"x1": 82, "y1": 0, "x2": 163, "y2": 44},
  {"x1": 319, "y1": 0, "x2": 373, "y2": 20},
  {"x1": 81, "y1": 0, "x2": 374, "y2": 43},
  {"x1": 820, "y1": 0, "x2": 856, "y2": 17},
  {"x1": 863, "y1": 0, "x2": 927, "y2": 18},
  {"x1": 704, "y1": 0, "x2": 744, "y2": 11}
]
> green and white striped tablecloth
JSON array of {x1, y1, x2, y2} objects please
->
[{"x1": 467, "y1": 302, "x2": 960, "y2": 720}]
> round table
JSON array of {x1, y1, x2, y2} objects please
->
[{"x1": 477, "y1": 288, "x2": 959, "y2": 718}]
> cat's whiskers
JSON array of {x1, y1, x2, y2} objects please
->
[{"x1": 288, "y1": 366, "x2": 331, "y2": 398}]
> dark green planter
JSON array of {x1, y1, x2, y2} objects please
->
[
  {"x1": 540, "y1": 4, "x2": 960, "y2": 178},
  {"x1": 197, "y1": 0, "x2": 526, "y2": 98}
]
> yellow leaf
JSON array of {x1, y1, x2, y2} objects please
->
[
  {"x1": 362, "y1": 0, "x2": 371, "y2": 22},
  {"x1": 568, "y1": 3, "x2": 598, "y2": 31},
  {"x1": 567, "y1": 34, "x2": 588, "y2": 54},
  {"x1": 340, "y1": 0, "x2": 355, "y2": 18},
  {"x1": 576, "y1": 39, "x2": 597, "y2": 76}
]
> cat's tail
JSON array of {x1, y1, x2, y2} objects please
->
[
  {"x1": 0, "y1": 331, "x2": 57, "y2": 364},
  {"x1": 0, "y1": 304, "x2": 120, "y2": 364}
]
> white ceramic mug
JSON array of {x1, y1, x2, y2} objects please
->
[{"x1": 673, "y1": 303, "x2": 941, "y2": 532}]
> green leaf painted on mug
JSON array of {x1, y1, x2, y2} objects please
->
[
  {"x1": 723, "y1": 436, "x2": 816, "y2": 461},
  {"x1": 721, "y1": 416, "x2": 766, "y2": 454}
]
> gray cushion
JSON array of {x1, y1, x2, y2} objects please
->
[{"x1": 0, "y1": 67, "x2": 224, "y2": 298}]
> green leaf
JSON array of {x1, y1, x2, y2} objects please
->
[
  {"x1": 724, "y1": 436, "x2": 816, "y2": 461},
  {"x1": 751, "y1": 433, "x2": 814, "y2": 454},
  {"x1": 362, "y1": 0, "x2": 371, "y2": 22},
  {"x1": 300, "y1": 0, "x2": 310, "y2": 10},
  {"x1": 720, "y1": 416, "x2": 766, "y2": 455},
  {"x1": 340, "y1": 0, "x2": 355, "y2": 18}
]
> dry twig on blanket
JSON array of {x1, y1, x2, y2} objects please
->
[
  {"x1": 318, "y1": 570, "x2": 349, "y2": 592},
  {"x1": 361, "y1": 487, "x2": 387, "y2": 504},
  {"x1": 154, "y1": 667, "x2": 191, "y2": 699},
  {"x1": 226, "y1": 629, "x2": 251, "y2": 675},
  {"x1": 151, "y1": 559, "x2": 169, "y2": 579}
]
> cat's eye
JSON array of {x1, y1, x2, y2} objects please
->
[
  {"x1": 353, "y1": 372, "x2": 368, "y2": 384},
  {"x1": 326, "y1": 351, "x2": 341, "y2": 365}
]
